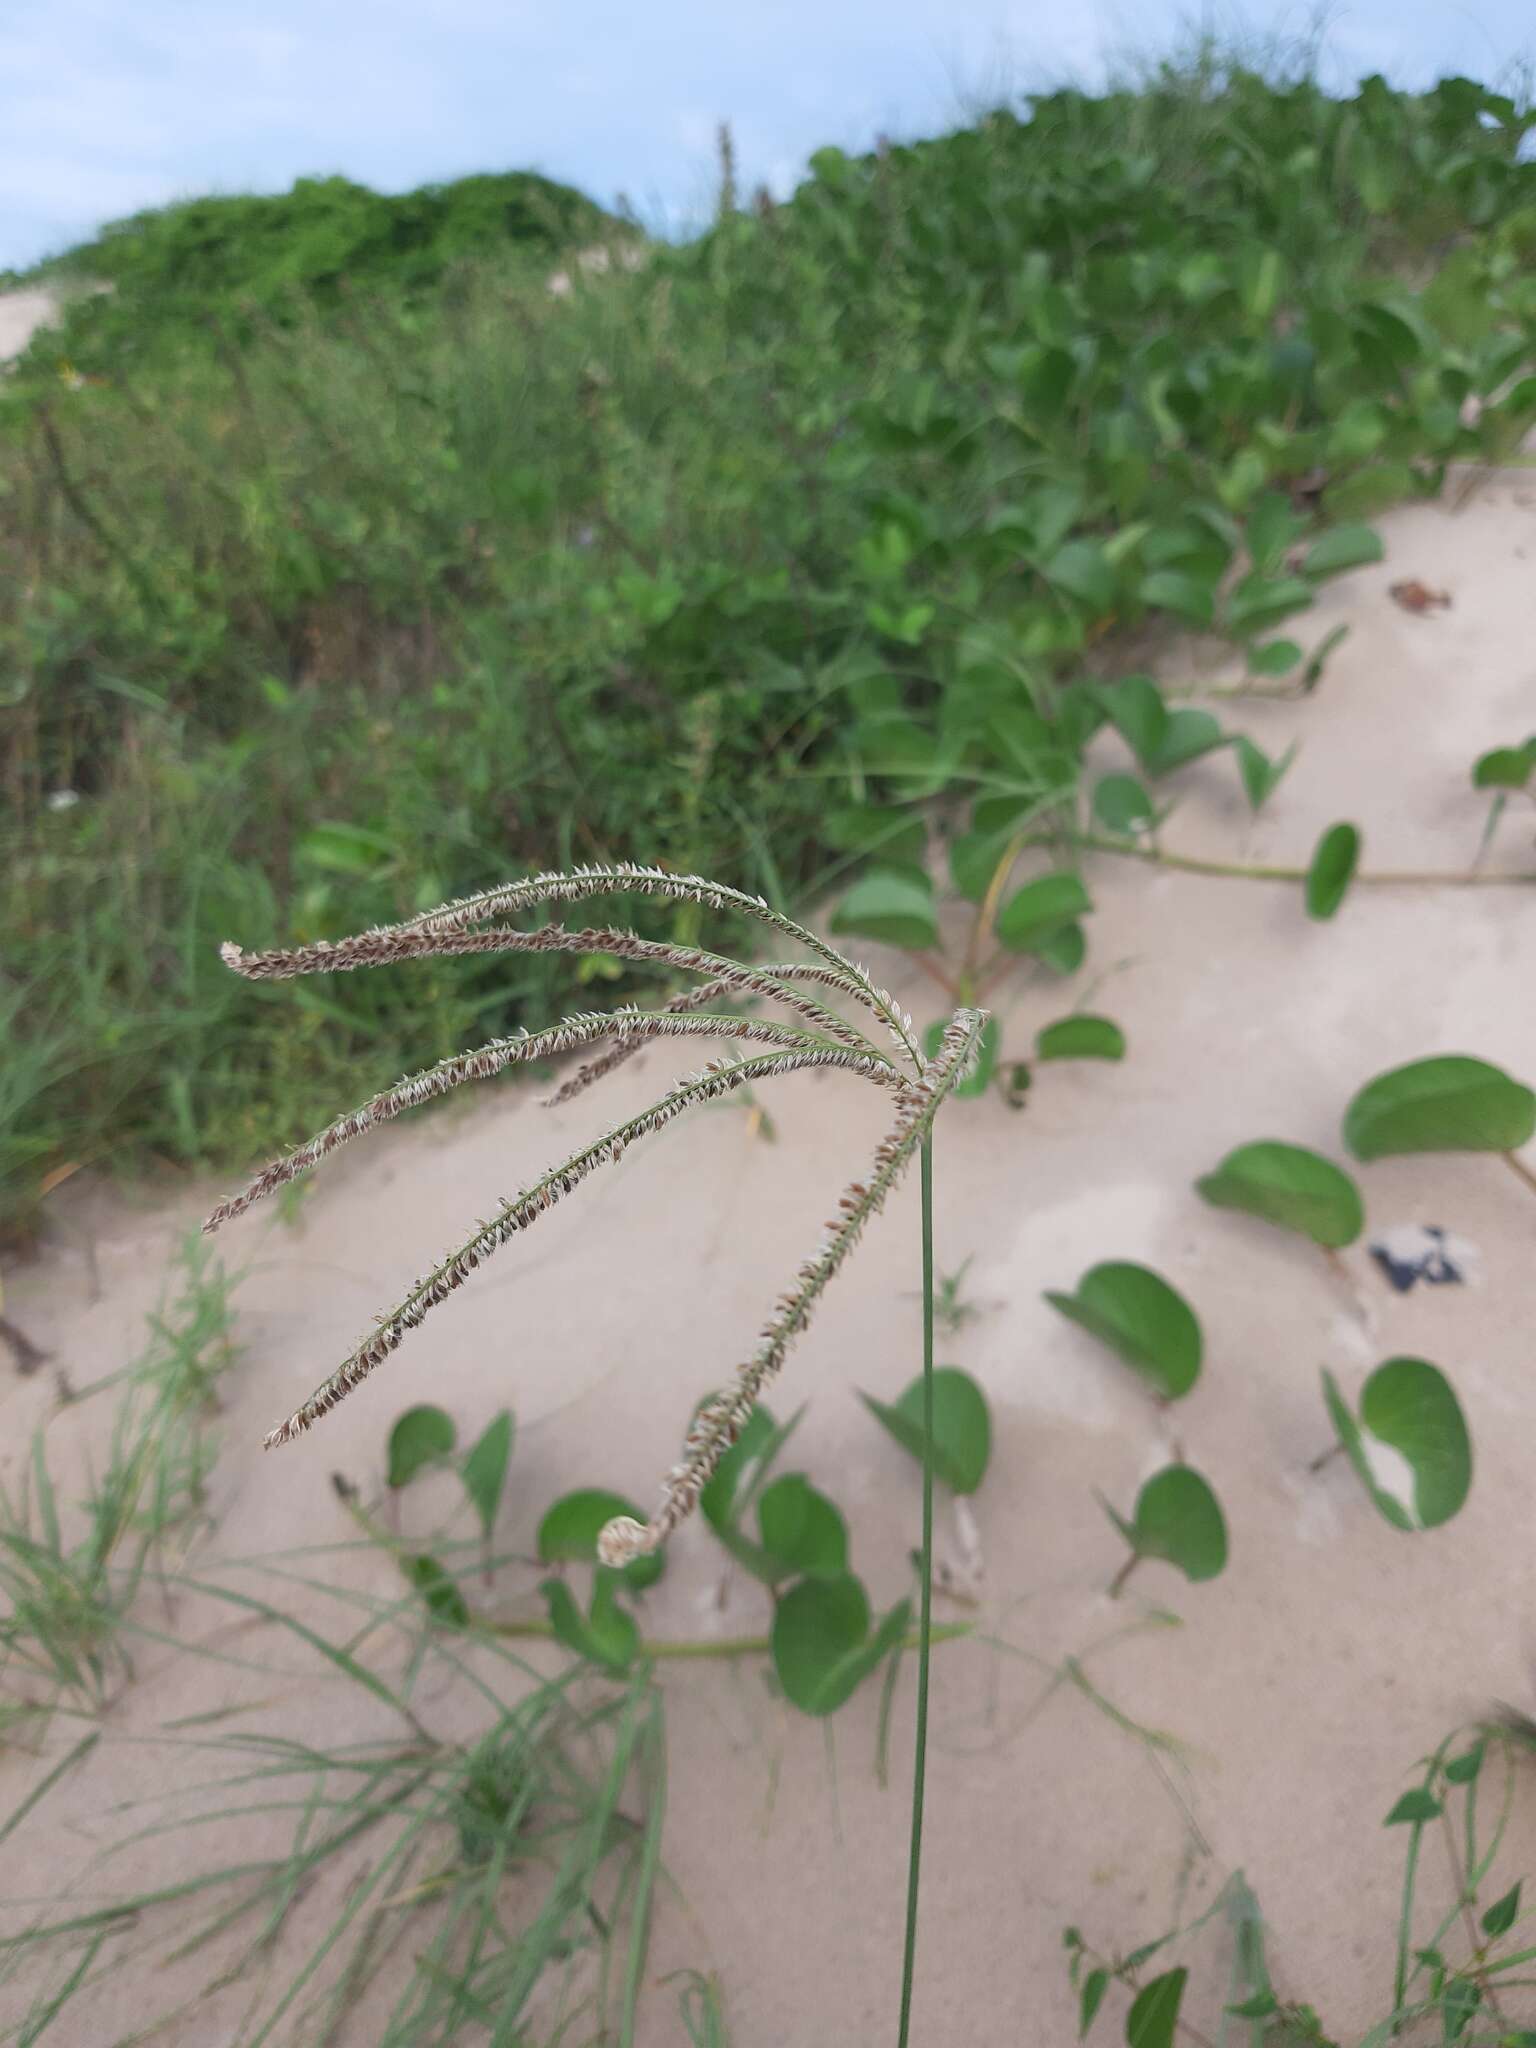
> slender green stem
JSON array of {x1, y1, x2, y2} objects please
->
[
  {"x1": 1438, "y1": 1797, "x2": 1508, "y2": 2029},
  {"x1": 960, "y1": 826, "x2": 1031, "y2": 998},
  {"x1": 896, "y1": 1133, "x2": 936, "y2": 2048},
  {"x1": 1502, "y1": 1151, "x2": 1536, "y2": 1201},
  {"x1": 1073, "y1": 832, "x2": 1536, "y2": 887},
  {"x1": 495, "y1": 1620, "x2": 973, "y2": 1660},
  {"x1": 1107, "y1": 1552, "x2": 1140, "y2": 1599},
  {"x1": 911, "y1": 952, "x2": 961, "y2": 998},
  {"x1": 1168, "y1": 677, "x2": 1307, "y2": 701}
]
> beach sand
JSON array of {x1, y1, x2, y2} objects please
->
[{"x1": 3, "y1": 466, "x2": 1535, "y2": 2044}]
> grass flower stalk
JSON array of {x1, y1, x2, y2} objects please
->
[
  {"x1": 897, "y1": 1130, "x2": 936, "y2": 2048},
  {"x1": 207, "y1": 867, "x2": 983, "y2": 1561},
  {"x1": 209, "y1": 865, "x2": 987, "y2": 2037}
]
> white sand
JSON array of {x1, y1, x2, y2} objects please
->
[
  {"x1": 0, "y1": 289, "x2": 61, "y2": 363},
  {"x1": 4, "y1": 470, "x2": 1536, "y2": 2043}
]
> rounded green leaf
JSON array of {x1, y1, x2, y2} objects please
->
[
  {"x1": 1045, "y1": 539, "x2": 1115, "y2": 613},
  {"x1": 1035, "y1": 1014, "x2": 1126, "y2": 1062},
  {"x1": 771, "y1": 1577, "x2": 864, "y2": 1698},
  {"x1": 770, "y1": 1573, "x2": 911, "y2": 1717},
  {"x1": 995, "y1": 872, "x2": 1092, "y2": 952},
  {"x1": 1035, "y1": 922, "x2": 1087, "y2": 975},
  {"x1": 948, "y1": 830, "x2": 1004, "y2": 905},
  {"x1": 1127, "y1": 1966, "x2": 1188, "y2": 2048},
  {"x1": 1246, "y1": 493, "x2": 1305, "y2": 573},
  {"x1": 387, "y1": 1405, "x2": 457, "y2": 1490},
  {"x1": 1343, "y1": 1055, "x2": 1536, "y2": 1159},
  {"x1": 1127, "y1": 1467, "x2": 1228, "y2": 1582},
  {"x1": 1247, "y1": 638, "x2": 1303, "y2": 677},
  {"x1": 537, "y1": 1488, "x2": 664, "y2": 1589},
  {"x1": 860, "y1": 1366, "x2": 991, "y2": 1494},
  {"x1": 460, "y1": 1411, "x2": 514, "y2": 1541},
  {"x1": 1196, "y1": 1140, "x2": 1364, "y2": 1248},
  {"x1": 1322, "y1": 462, "x2": 1413, "y2": 520},
  {"x1": 1305, "y1": 821, "x2": 1360, "y2": 920},
  {"x1": 1321, "y1": 1359, "x2": 1472, "y2": 1531},
  {"x1": 829, "y1": 869, "x2": 939, "y2": 951},
  {"x1": 1227, "y1": 573, "x2": 1313, "y2": 636},
  {"x1": 755, "y1": 1474, "x2": 848, "y2": 1579},
  {"x1": 1092, "y1": 773, "x2": 1154, "y2": 835},
  {"x1": 1140, "y1": 568, "x2": 1215, "y2": 627},
  {"x1": 824, "y1": 806, "x2": 927, "y2": 865},
  {"x1": 1044, "y1": 1262, "x2": 1202, "y2": 1400},
  {"x1": 1472, "y1": 740, "x2": 1536, "y2": 791},
  {"x1": 923, "y1": 1014, "x2": 1000, "y2": 1098},
  {"x1": 1360, "y1": 1358, "x2": 1472, "y2": 1530},
  {"x1": 1302, "y1": 524, "x2": 1385, "y2": 577},
  {"x1": 1100, "y1": 675, "x2": 1167, "y2": 765}
]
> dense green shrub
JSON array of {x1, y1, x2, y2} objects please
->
[
  {"x1": 2, "y1": 63, "x2": 1533, "y2": 1230},
  {"x1": 4, "y1": 169, "x2": 616, "y2": 382}
]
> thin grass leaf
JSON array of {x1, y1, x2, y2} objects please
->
[
  {"x1": 619, "y1": 1695, "x2": 666, "y2": 2046},
  {"x1": 17, "y1": 1929, "x2": 110, "y2": 2047},
  {"x1": 175, "y1": 1578, "x2": 428, "y2": 1732},
  {"x1": 0, "y1": 1733, "x2": 99, "y2": 1852}
]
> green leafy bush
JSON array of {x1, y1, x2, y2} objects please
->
[{"x1": 5, "y1": 65, "x2": 1536, "y2": 1225}]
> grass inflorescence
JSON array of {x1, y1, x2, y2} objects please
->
[{"x1": 202, "y1": 863, "x2": 981, "y2": 1556}]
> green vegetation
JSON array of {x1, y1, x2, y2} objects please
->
[
  {"x1": 0, "y1": 1233, "x2": 238, "y2": 1736},
  {"x1": 1069, "y1": 1726, "x2": 1536, "y2": 2044},
  {"x1": 2, "y1": 169, "x2": 617, "y2": 382},
  {"x1": 5, "y1": 62, "x2": 1536, "y2": 1234},
  {"x1": 0, "y1": 1211, "x2": 1191, "y2": 2045},
  {"x1": 2, "y1": 62, "x2": 1535, "y2": 2033}
]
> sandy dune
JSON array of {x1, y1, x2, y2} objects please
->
[
  {"x1": 0, "y1": 288, "x2": 60, "y2": 363},
  {"x1": 3, "y1": 467, "x2": 1536, "y2": 2043}
]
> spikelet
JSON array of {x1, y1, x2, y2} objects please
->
[
  {"x1": 203, "y1": 1007, "x2": 884, "y2": 1233},
  {"x1": 211, "y1": 865, "x2": 973, "y2": 1510},
  {"x1": 258, "y1": 1044, "x2": 910, "y2": 1447},
  {"x1": 221, "y1": 921, "x2": 880, "y2": 1060},
  {"x1": 597, "y1": 1008, "x2": 987, "y2": 1565},
  {"x1": 533, "y1": 961, "x2": 902, "y2": 1107},
  {"x1": 378, "y1": 862, "x2": 917, "y2": 1058}
]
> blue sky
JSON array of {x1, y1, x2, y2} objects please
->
[{"x1": 2, "y1": 0, "x2": 1531, "y2": 271}]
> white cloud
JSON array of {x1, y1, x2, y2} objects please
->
[{"x1": 1, "y1": 0, "x2": 1533, "y2": 269}]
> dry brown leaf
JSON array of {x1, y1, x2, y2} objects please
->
[{"x1": 1389, "y1": 579, "x2": 1452, "y2": 614}]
